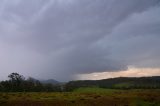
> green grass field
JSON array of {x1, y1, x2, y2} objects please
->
[{"x1": 0, "y1": 88, "x2": 160, "y2": 106}]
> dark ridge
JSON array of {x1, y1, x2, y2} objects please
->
[{"x1": 65, "y1": 76, "x2": 160, "y2": 91}]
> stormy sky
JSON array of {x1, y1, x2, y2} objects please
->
[{"x1": 0, "y1": 0, "x2": 160, "y2": 81}]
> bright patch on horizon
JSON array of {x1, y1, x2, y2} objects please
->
[{"x1": 76, "y1": 67, "x2": 160, "y2": 80}]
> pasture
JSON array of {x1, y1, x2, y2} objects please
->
[{"x1": 0, "y1": 88, "x2": 160, "y2": 106}]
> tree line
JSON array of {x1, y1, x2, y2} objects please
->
[
  {"x1": 0, "y1": 73, "x2": 62, "y2": 92},
  {"x1": 1, "y1": 73, "x2": 160, "y2": 92}
]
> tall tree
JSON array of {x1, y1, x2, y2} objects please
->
[
  {"x1": 8, "y1": 72, "x2": 25, "y2": 82},
  {"x1": 8, "y1": 73, "x2": 25, "y2": 91}
]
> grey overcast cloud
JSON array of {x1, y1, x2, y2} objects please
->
[{"x1": 0, "y1": 0, "x2": 160, "y2": 81}]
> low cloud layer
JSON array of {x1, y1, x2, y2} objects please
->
[
  {"x1": 77, "y1": 67, "x2": 160, "y2": 80},
  {"x1": 0, "y1": 0, "x2": 160, "y2": 81}
]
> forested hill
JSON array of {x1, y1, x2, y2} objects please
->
[{"x1": 65, "y1": 76, "x2": 160, "y2": 91}]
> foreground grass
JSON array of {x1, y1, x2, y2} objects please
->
[{"x1": 0, "y1": 88, "x2": 160, "y2": 106}]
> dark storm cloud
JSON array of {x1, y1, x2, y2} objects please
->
[{"x1": 0, "y1": 0, "x2": 160, "y2": 81}]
